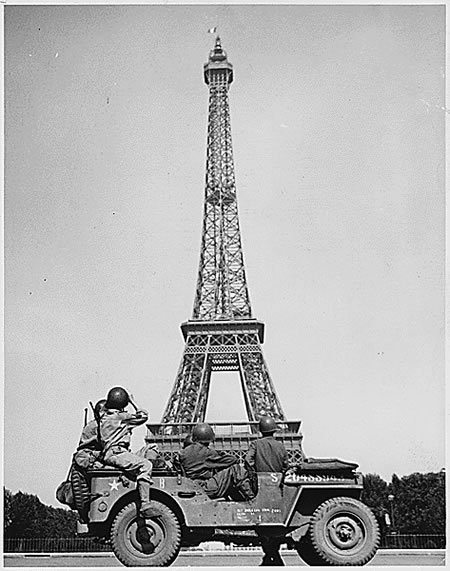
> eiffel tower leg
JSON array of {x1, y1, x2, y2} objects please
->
[
  {"x1": 237, "y1": 352, "x2": 257, "y2": 423},
  {"x1": 161, "y1": 350, "x2": 208, "y2": 425},
  {"x1": 240, "y1": 351, "x2": 285, "y2": 422},
  {"x1": 192, "y1": 356, "x2": 212, "y2": 423}
]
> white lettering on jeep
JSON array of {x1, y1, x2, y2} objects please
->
[{"x1": 284, "y1": 473, "x2": 349, "y2": 484}]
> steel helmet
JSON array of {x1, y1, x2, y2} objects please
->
[
  {"x1": 259, "y1": 415, "x2": 277, "y2": 435},
  {"x1": 94, "y1": 399, "x2": 107, "y2": 419},
  {"x1": 192, "y1": 423, "x2": 215, "y2": 444},
  {"x1": 105, "y1": 387, "x2": 129, "y2": 410}
]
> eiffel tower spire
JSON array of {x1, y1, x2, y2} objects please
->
[
  {"x1": 161, "y1": 40, "x2": 285, "y2": 424},
  {"x1": 194, "y1": 37, "x2": 251, "y2": 320}
]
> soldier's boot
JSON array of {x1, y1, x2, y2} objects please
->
[
  {"x1": 137, "y1": 480, "x2": 158, "y2": 518},
  {"x1": 270, "y1": 553, "x2": 285, "y2": 566},
  {"x1": 259, "y1": 555, "x2": 272, "y2": 566}
]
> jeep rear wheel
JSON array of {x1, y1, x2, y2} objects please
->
[
  {"x1": 110, "y1": 501, "x2": 181, "y2": 567},
  {"x1": 308, "y1": 497, "x2": 380, "y2": 566}
]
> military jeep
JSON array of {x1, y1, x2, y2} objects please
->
[{"x1": 72, "y1": 421, "x2": 380, "y2": 567}]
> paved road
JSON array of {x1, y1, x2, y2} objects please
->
[{"x1": 4, "y1": 549, "x2": 445, "y2": 567}]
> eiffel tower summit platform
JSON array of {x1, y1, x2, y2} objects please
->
[{"x1": 146, "y1": 37, "x2": 304, "y2": 463}]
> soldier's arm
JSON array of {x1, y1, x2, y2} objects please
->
[
  {"x1": 120, "y1": 408, "x2": 149, "y2": 426},
  {"x1": 205, "y1": 447, "x2": 237, "y2": 470},
  {"x1": 128, "y1": 410, "x2": 149, "y2": 426}
]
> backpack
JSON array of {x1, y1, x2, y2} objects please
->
[{"x1": 56, "y1": 467, "x2": 76, "y2": 510}]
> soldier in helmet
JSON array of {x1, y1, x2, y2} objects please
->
[
  {"x1": 246, "y1": 416, "x2": 289, "y2": 473},
  {"x1": 73, "y1": 399, "x2": 107, "y2": 470},
  {"x1": 246, "y1": 416, "x2": 289, "y2": 566},
  {"x1": 179, "y1": 422, "x2": 255, "y2": 501},
  {"x1": 99, "y1": 387, "x2": 154, "y2": 518}
]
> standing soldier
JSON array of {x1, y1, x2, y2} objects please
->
[
  {"x1": 246, "y1": 416, "x2": 289, "y2": 566},
  {"x1": 180, "y1": 422, "x2": 255, "y2": 501},
  {"x1": 99, "y1": 387, "x2": 154, "y2": 518}
]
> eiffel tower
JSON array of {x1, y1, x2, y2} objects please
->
[{"x1": 160, "y1": 38, "x2": 286, "y2": 425}]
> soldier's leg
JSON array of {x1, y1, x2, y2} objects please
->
[
  {"x1": 104, "y1": 448, "x2": 153, "y2": 480},
  {"x1": 204, "y1": 468, "x2": 234, "y2": 498},
  {"x1": 205, "y1": 465, "x2": 255, "y2": 500},
  {"x1": 260, "y1": 537, "x2": 284, "y2": 566},
  {"x1": 259, "y1": 537, "x2": 274, "y2": 566},
  {"x1": 230, "y1": 464, "x2": 256, "y2": 500},
  {"x1": 103, "y1": 449, "x2": 154, "y2": 516},
  {"x1": 269, "y1": 541, "x2": 284, "y2": 566}
]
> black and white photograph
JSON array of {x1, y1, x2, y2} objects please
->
[{"x1": 4, "y1": 2, "x2": 445, "y2": 567}]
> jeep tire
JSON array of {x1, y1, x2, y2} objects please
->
[
  {"x1": 110, "y1": 500, "x2": 182, "y2": 567},
  {"x1": 70, "y1": 466, "x2": 90, "y2": 523},
  {"x1": 306, "y1": 497, "x2": 380, "y2": 566}
]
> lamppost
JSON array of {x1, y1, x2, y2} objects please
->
[{"x1": 388, "y1": 494, "x2": 396, "y2": 534}]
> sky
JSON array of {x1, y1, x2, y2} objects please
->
[{"x1": 4, "y1": 4, "x2": 445, "y2": 508}]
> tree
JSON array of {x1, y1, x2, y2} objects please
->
[
  {"x1": 4, "y1": 489, "x2": 77, "y2": 539},
  {"x1": 389, "y1": 472, "x2": 445, "y2": 534},
  {"x1": 4, "y1": 488, "x2": 13, "y2": 531},
  {"x1": 361, "y1": 473, "x2": 390, "y2": 534}
]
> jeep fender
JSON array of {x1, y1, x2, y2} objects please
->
[
  {"x1": 89, "y1": 485, "x2": 187, "y2": 529},
  {"x1": 283, "y1": 472, "x2": 363, "y2": 524}
]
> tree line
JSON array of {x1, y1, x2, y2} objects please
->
[
  {"x1": 4, "y1": 469, "x2": 445, "y2": 538},
  {"x1": 4, "y1": 489, "x2": 77, "y2": 539},
  {"x1": 361, "y1": 471, "x2": 445, "y2": 535}
]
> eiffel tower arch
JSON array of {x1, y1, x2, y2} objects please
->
[{"x1": 161, "y1": 38, "x2": 285, "y2": 426}]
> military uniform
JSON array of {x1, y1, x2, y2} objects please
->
[
  {"x1": 180, "y1": 442, "x2": 254, "y2": 500},
  {"x1": 100, "y1": 408, "x2": 153, "y2": 483},
  {"x1": 245, "y1": 435, "x2": 289, "y2": 473},
  {"x1": 246, "y1": 433, "x2": 289, "y2": 566},
  {"x1": 73, "y1": 417, "x2": 103, "y2": 470}
]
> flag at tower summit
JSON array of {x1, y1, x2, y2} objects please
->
[{"x1": 208, "y1": 27, "x2": 217, "y2": 34}]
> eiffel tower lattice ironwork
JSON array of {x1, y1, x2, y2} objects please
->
[{"x1": 161, "y1": 38, "x2": 285, "y2": 425}]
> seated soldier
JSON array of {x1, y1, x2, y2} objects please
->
[
  {"x1": 179, "y1": 422, "x2": 255, "y2": 501},
  {"x1": 73, "y1": 399, "x2": 106, "y2": 470},
  {"x1": 245, "y1": 416, "x2": 289, "y2": 567},
  {"x1": 246, "y1": 416, "x2": 289, "y2": 473},
  {"x1": 99, "y1": 387, "x2": 154, "y2": 518},
  {"x1": 71, "y1": 398, "x2": 107, "y2": 532}
]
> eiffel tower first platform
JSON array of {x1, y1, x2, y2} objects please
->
[{"x1": 147, "y1": 38, "x2": 304, "y2": 463}]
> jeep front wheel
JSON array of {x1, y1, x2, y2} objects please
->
[
  {"x1": 307, "y1": 497, "x2": 380, "y2": 566},
  {"x1": 110, "y1": 501, "x2": 181, "y2": 567}
]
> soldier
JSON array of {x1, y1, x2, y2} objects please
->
[
  {"x1": 180, "y1": 422, "x2": 255, "y2": 501},
  {"x1": 246, "y1": 416, "x2": 289, "y2": 566},
  {"x1": 99, "y1": 387, "x2": 154, "y2": 518},
  {"x1": 73, "y1": 399, "x2": 106, "y2": 470},
  {"x1": 246, "y1": 416, "x2": 289, "y2": 473}
]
